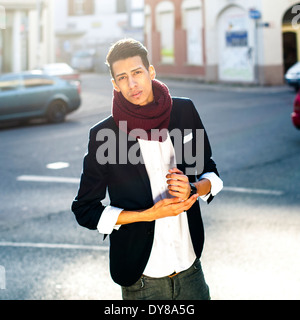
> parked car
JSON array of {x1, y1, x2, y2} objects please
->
[
  {"x1": 71, "y1": 50, "x2": 95, "y2": 71},
  {"x1": 285, "y1": 62, "x2": 300, "y2": 91},
  {"x1": 292, "y1": 91, "x2": 300, "y2": 129},
  {"x1": 39, "y1": 63, "x2": 80, "y2": 82},
  {"x1": 0, "y1": 72, "x2": 81, "y2": 123}
]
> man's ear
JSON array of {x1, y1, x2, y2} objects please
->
[
  {"x1": 111, "y1": 78, "x2": 121, "y2": 92},
  {"x1": 149, "y1": 65, "x2": 156, "y2": 80}
]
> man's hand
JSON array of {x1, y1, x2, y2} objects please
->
[
  {"x1": 116, "y1": 194, "x2": 198, "y2": 225},
  {"x1": 116, "y1": 167, "x2": 203, "y2": 226},
  {"x1": 146, "y1": 194, "x2": 199, "y2": 221},
  {"x1": 166, "y1": 168, "x2": 195, "y2": 200}
]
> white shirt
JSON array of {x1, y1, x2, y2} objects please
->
[{"x1": 97, "y1": 133, "x2": 223, "y2": 277}]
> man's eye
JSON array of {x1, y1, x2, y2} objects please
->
[{"x1": 118, "y1": 76, "x2": 126, "y2": 81}]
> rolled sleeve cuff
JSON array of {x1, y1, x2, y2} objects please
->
[
  {"x1": 97, "y1": 206, "x2": 123, "y2": 235},
  {"x1": 199, "y1": 172, "x2": 223, "y2": 202}
]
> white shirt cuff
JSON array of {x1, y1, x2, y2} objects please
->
[
  {"x1": 199, "y1": 172, "x2": 223, "y2": 202},
  {"x1": 97, "y1": 206, "x2": 123, "y2": 235}
]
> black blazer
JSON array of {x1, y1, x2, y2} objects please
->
[{"x1": 72, "y1": 97, "x2": 219, "y2": 287}]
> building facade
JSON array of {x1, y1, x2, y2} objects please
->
[
  {"x1": 0, "y1": 0, "x2": 54, "y2": 74},
  {"x1": 54, "y1": 0, "x2": 144, "y2": 71},
  {"x1": 145, "y1": 0, "x2": 205, "y2": 79},
  {"x1": 145, "y1": 0, "x2": 300, "y2": 86}
]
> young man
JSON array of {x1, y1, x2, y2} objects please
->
[{"x1": 72, "y1": 39, "x2": 223, "y2": 300}]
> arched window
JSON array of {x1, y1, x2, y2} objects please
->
[
  {"x1": 155, "y1": 1, "x2": 175, "y2": 64},
  {"x1": 145, "y1": 5, "x2": 152, "y2": 62},
  {"x1": 182, "y1": 0, "x2": 203, "y2": 66}
]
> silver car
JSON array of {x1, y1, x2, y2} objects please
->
[
  {"x1": 285, "y1": 62, "x2": 300, "y2": 91},
  {"x1": 0, "y1": 72, "x2": 81, "y2": 123}
]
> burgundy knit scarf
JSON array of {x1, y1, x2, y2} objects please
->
[{"x1": 112, "y1": 79, "x2": 172, "y2": 141}]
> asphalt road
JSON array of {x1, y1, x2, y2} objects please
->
[{"x1": 0, "y1": 73, "x2": 299, "y2": 300}]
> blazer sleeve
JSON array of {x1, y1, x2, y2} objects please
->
[
  {"x1": 190, "y1": 100, "x2": 221, "y2": 204},
  {"x1": 71, "y1": 127, "x2": 109, "y2": 230}
]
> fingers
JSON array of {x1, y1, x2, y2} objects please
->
[
  {"x1": 168, "y1": 186, "x2": 188, "y2": 199},
  {"x1": 167, "y1": 181, "x2": 187, "y2": 194},
  {"x1": 166, "y1": 173, "x2": 189, "y2": 191},
  {"x1": 169, "y1": 194, "x2": 198, "y2": 215},
  {"x1": 152, "y1": 194, "x2": 198, "y2": 220},
  {"x1": 168, "y1": 168, "x2": 184, "y2": 175},
  {"x1": 162, "y1": 197, "x2": 182, "y2": 205},
  {"x1": 167, "y1": 194, "x2": 198, "y2": 210},
  {"x1": 166, "y1": 172, "x2": 188, "y2": 182},
  {"x1": 154, "y1": 197, "x2": 182, "y2": 208},
  {"x1": 166, "y1": 170, "x2": 190, "y2": 200}
]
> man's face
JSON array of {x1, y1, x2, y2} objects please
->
[{"x1": 111, "y1": 56, "x2": 156, "y2": 106}]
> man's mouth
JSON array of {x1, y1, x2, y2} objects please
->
[{"x1": 131, "y1": 91, "x2": 142, "y2": 99}]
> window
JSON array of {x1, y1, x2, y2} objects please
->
[
  {"x1": 23, "y1": 75, "x2": 54, "y2": 88},
  {"x1": 131, "y1": 12, "x2": 144, "y2": 28},
  {"x1": 156, "y1": 1, "x2": 175, "y2": 64},
  {"x1": 117, "y1": 0, "x2": 127, "y2": 13},
  {"x1": 185, "y1": 8, "x2": 203, "y2": 65},
  {"x1": 131, "y1": 0, "x2": 143, "y2": 10},
  {"x1": 0, "y1": 76, "x2": 21, "y2": 92},
  {"x1": 160, "y1": 11, "x2": 174, "y2": 64},
  {"x1": 68, "y1": 0, "x2": 94, "y2": 16},
  {"x1": 75, "y1": 0, "x2": 84, "y2": 15}
]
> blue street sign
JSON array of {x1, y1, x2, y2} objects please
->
[{"x1": 249, "y1": 9, "x2": 261, "y2": 20}]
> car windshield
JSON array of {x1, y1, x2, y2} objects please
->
[{"x1": 288, "y1": 62, "x2": 300, "y2": 73}]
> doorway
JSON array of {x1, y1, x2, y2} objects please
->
[
  {"x1": 217, "y1": 5, "x2": 255, "y2": 83},
  {"x1": 283, "y1": 32, "x2": 298, "y2": 73},
  {"x1": 282, "y1": 4, "x2": 300, "y2": 73}
]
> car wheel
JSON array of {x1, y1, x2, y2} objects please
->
[{"x1": 47, "y1": 100, "x2": 67, "y2": 123}]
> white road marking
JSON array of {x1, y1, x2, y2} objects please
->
[
  {"x1": 223, "y1": 186, "x2": 284, "y2": 196},
  {"x1": 16, "y1": 175, "x2": 284, "y2": 196},
  {"x1": 46, "y1": 162, "x2": 70, "y2": 170},
  {"x1": 0, "y1": 241, "x2": 109, "y2": 251},
  {"x1": 17, "y1": 175, "x2": 80, "y2": 184}
]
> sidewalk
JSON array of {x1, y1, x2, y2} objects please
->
[
  {"x1": 161, "y1": 76, "x2": 293, "y2": 94},
  {"x1": 81, "y1": 72, "x2": 293, "y2": 94}
]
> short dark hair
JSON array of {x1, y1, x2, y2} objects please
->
[{"x1": 106, "y1": 38, "x2": 150, "y2": 79}]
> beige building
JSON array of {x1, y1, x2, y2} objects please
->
[
  {"x1": 0, "y1": 0, "x2": 54, "y2": 74},
  {"x1": 206, "y1": 0, "x2": 300, "y2": 85},
  {"x1": 53, "y1": 0, "x2": 144, "y2": 71},
  {"x1": 145, "y1": 0, "x2": 300, "y2": 85}
]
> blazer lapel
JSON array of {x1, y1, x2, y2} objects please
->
[
  {"x1": 168, "y1": 99, "x2": 185, "y2": 171},
  {"x1": 168, "y1": 99, "x2": 179, "y2": 133}
]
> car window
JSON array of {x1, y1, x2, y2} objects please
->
[
  {"x1": 23, "y1": 75, "x2": 55, "y2": 88},
  {"x1": 0, "y1": 76, "x2": 21, "y2": 92}
]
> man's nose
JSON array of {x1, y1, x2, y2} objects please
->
[{"x1": 128, "y1": 76, "x2": 137, "y2": 89}]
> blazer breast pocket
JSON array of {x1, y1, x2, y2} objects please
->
[{"x1": 183, "y1": 132, "x2": 193, "y2": 144}]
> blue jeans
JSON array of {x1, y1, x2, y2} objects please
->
[{"x1": 121, "y1": 259, "x2": 210, "y2": 300}]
